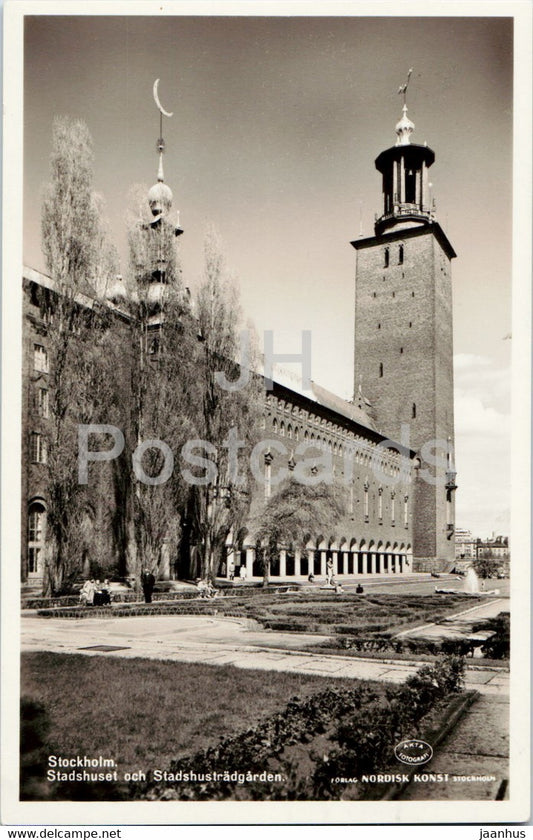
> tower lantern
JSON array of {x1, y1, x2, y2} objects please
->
[{"x1": 374, "y1": 70, "x2": 435, "y2": 235}]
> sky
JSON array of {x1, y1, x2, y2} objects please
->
[{"x1": 22, "y1": 13, "x2": 514, "y2": 538}]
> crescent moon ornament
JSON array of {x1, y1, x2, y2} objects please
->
[{"x1": 153, "y1": 79, "x2": 173, "y2": 118}]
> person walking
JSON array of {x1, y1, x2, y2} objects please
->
[{"x1": 141, "y1": 568, "x2": 156, "y2": 603}]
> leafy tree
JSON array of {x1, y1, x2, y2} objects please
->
[
  {"x1": 252, "y1": 478, "x2": 345, "y2": 585},
  {"x1": 188, "y1": 229, "x2": 263, "y2": 581},
  {"x1": 122, "y1": 194, "x2": 199, "y2": 583},
  {"x1": 472, "y1": 556, "x2": 500, "y2": 580},
  {"x1": 39, "y1": 117, "x2": 118, "y2": 594}
]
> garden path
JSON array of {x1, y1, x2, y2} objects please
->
[{"x1": 21, "y1": 614, "x2": 508, "y2": 696}]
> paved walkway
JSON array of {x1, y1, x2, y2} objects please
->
[
  {"x1": 396, "y1": 597, "x2": 508, "y2": 639},
  {"x1": 21, "y1": 614, "x2": 509, "y2": 695},
  {"x1": 399, "y1": 693, "x2": 509, "y2": 800}
]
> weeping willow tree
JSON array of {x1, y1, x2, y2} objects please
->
[
  {"x1": 188, "y1": 228, "x2": 263, "y2": 581},
  {"x1": 39, "y1": 117, "x2": 118, "y2": 594},
  {"x1": 252, "y1": 478, "x2": 346, "y2": 586},
  {"x1": 121, "y1": 184, "x2": 199, "y2": 583}
]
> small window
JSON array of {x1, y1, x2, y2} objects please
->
[
  {"x1": 33, "y1": 344, "x2": 48, "y2": 373},
  {"x1": 399, "y1": 245, "x2": 404, "y2": 264},
  {"x1": 412, "y1": 291, "x2": 415, "y2": 297},
  {"x1": 409, "y1": 321, "x2": 412, "y2": 328},
  {"x1": 379, "y1": 363, "x2": 383, "y2": 378},
  {"x1": 28, "y1": 507, "x2": 45, "y2": 541},
  {"x1": 373, "y1": 292, "x2": 377, "y2": 298},
  {"x1": 30, "y1": 432, "x2": 47, "y2": 464},
  {"x1": 412, "y1": 403, "x2": 417, "y2": 419},
  {"x1": 37, "y1": 388, "x2": 49, "y2": 418},
  {"x1": 392, "y1": 291, "x2": 395, "y2": 298},
  {"x1": 384, "y1": 248, "x2": 389, "y2": 268},
  {"x1": 377, "y1": 322, "x2": 381, "y2": 330},
  {"x1": 28, "y1": 547, "x2": 41, "y2": 574},
  {"x1": 400, "y1": 347, "x2": 403, "y2": 354}
]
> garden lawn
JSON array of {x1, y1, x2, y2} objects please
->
[{"x1": 21, "y1": 652, "x2": 375, "y2": 777}]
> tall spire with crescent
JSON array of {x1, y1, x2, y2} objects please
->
[{"x1": 147, "y1": 79, "x2": 182, "y2": 236}]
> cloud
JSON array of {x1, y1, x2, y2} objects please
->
[{"x1": 453, "y1": 354, "x2": 510, "y2": 537}]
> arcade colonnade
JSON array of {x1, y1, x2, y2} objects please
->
[{"x1": 224, "y1": 534, "x2": 413, "y2": 580}]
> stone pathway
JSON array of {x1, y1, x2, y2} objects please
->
[
  {"x1": 21, "y1": 614, "x2": 509, "y2": 695},
  {"x1": 399, "y1": 694, "x2": 509, "y2": 800},
  {"x1": 396, "y1": 597, "x2": 508, "y2": 639}
]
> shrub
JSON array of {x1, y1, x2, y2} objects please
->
[
  {"x1": 136, "y1": 657, "x2": 464, "y2": 801},
  {"x1": 473, "y1": 612, "x2": 510, "y2": 659},
  {"x1": 312, "y1": 655, "x2": 465, "y2": 799}
]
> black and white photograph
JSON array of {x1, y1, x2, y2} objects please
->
[{"x1": 2, "y1": 0, "x2": 531, "y2": 827}]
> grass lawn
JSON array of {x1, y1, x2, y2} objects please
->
[{"x1": 21, "y1": 651, "x2": 371, "y2": 777}]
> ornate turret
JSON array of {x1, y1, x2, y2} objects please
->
[{"x1": 374, "y1": 69, "x2": 435, "y2": 235}]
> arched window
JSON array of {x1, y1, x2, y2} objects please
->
[
  {"x1": 398, "y1": 244, "x2": 404, "y2": 264},
  {"x1": 28, "y1": 502, "x2": 46, "y2": 577},
  {"x1": 287, "y1": 424, "x2": 292, "y2": 439},
  {"x1": 384, "y1": 248, "x2": 389, "y2": 268},
  {"x1": 272, "y1": 417, "x2": 278, "y2": 434},
  {"x1": 280, "y1": 421, "x2": 285, "y2": 437}
]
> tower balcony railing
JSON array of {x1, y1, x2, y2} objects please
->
[{"x1": 376, "y1": 204, "x2": 433, "y2": 226}]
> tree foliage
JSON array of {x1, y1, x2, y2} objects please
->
[
  {"x1": 39, "y1": 117, "x2": 118, "y2": 594},
  {"x1": 472, "y1": 556, "x2": 501, "y2": 580},
  {"x1": 252, "y1": 478, "x2": 345, "y2": 584},
  {"x1": 187, "y1": 228, "x2": 263, "y2": 580}
]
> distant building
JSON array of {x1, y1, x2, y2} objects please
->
[{"x1": 455, "y1": 528, "x2": 476, "y2": 560}]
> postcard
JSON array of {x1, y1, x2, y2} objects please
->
[{"x1": 2, "y1": 0, "x2": 531, "y2": 827}]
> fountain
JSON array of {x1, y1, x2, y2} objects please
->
[{"x1": 463, "y1": 566, "x2": 481, "y2": 594}]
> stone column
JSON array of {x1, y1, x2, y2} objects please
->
[
  {"x1": 279, "y1": 549, "x2": 287, "y2": 579},
  {"x1": 343, "y1": 552, "x2": 348, "y2": 575},
  {"x1": 320, "y1": 551, "x2": 327, "y2": 577},
  {"x1": 294, "y1": 549, "x2": 301, "y2": 577},
  {"x1": 332, "y1": 551, "x2": 338, "y2": 576},
  {"x1": 393, "y1": 161, "x2": 398, "y2": 206},
  {"x1": 246, "y1": 547, "x2": 254, "y2": 579},
  {"x1": 160, "y1": 542, "x2": 170, "y2": 580},
  {"x1": 371, "y1": 553, "x2": 377, "y2": 574},
  {"x1": 226, "y1": 549, "x2": 235, "y2": 579}
]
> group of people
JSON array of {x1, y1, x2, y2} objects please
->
[
  {"x1": 79, "y1": 579, "x2": 111, "y2": 607},
  {"x1": 227, "y1": 560, "x2": 247, "y2": 582},
  {"x1": 196, "y1": 578, "x2": 218, "y2": 599}
]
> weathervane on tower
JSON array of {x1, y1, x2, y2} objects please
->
[
  {"x1": 395, "y1": 67, "x2": 415, "y2": 146},
  {"x1": 397, "y1": 67, "x2": 413, "y2": 106}
]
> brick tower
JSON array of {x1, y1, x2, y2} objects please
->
[{"x1": 351, "y1": 94, "x2": 457, "y2": 571}]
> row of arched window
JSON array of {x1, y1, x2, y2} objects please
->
[{"x1": 268, "y1": 417, "x2": 404, "y2": 476}]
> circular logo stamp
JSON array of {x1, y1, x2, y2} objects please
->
[{"x1": 394, "y1": 739, "x2": 433, "y2": 766}]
